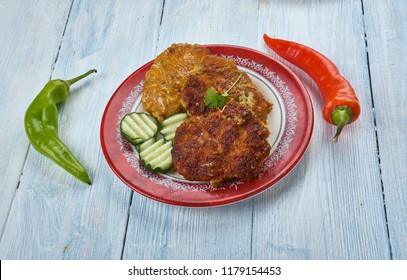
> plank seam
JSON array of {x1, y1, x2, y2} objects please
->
[
  {"x1": 119, "y1": 0, "x2": 166, "y2": 259},
  {"x1": 250, "y1": 200, "x2": 254, "y2": 260},
  {"x1": 120, "y1": 192, "x2": 134, "y2": 259},
  {"x1": 154, "y1": 0, "x2": 166, "y2": 55},
  {"x1": 360, "y1": 0, "x2": 393, "y2": 260},
  {"x1": 120, "y1": 0, "x2": 165, "y2": 259},
  {"x1": 0, "y1": 0, "x2": 76, "y2": 247},
  {"x1": 49, "y1": 0, "x2": 74, "y2": 79},
  {"x1": 0, "y1": 151, "x2": 32, "y2": 250}
]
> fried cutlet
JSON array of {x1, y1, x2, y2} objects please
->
[
  {"x1": 181, "y1": 55, "x2": 273, "y2": 123},
  {"x1": 142, "y1": 43, "x2": 272, "y2": 123},
  {"x1": 172, "y1": 102, "x2": 271, "y2": 187},
  {"x1": 141, "y1": 43, "x2": 211, "y2": 122}
]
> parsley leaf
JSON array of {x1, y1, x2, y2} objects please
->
[
  {"x1": 203, "y1": 73, "x2": 243, "y2": 109},
  {"x1": 204, "y1": 89, "x2": 229, "y2": 108},
  {"x1": 217, "y1": 93, "x2": 228, "y2": 107},
  {"x1": 204, "y1": 89, "x2": 221, "y2": 108}
]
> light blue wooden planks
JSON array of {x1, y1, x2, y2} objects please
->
[
  {"x1": 253, "y1": 0, "x2": 389, "y2": 259},
  {"x1": 0, "y1": 0, "x2": 400, "y2": 260},
  {"x1": 0, "y1": 0, "x2": 73, "y2": 241},
  {"x1": 123, "y1": 197, "x2": 253, "y2": 259},
  {"x1": 155, "y1": 0, "x2": 259, "y2": 48},
  {"x1": 0, "y1": 0, "x2": 163, "y2": 259},
  {"x1": 122, "y1": 0, "x2": 261, "y2": 260},
  {"x1": 363, "y1": 0, "x2": 407, "y2": 259}
]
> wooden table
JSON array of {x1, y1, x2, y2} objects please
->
[{"x1": 0, "y1": 0, "x2": 406, "y2": 260}]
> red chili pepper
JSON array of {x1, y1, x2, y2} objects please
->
[{"x1": 263, "y1": 34, "x2": 361, "y2": 142}]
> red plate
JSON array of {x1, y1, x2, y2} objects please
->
[{"x1": 100, "y1": 45, "x2": 314, "y2": 207}]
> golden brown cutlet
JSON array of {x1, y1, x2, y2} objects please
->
[
  {"x1": 142, "y1": 43, "x2": 273, "y2": 187},
  {"x1": 171, "y1": 102, "x2": 271, "y2": 187},
  {"x1": 181, "y1": 55, "x2": 273, "y2": 123},
  {"x1": 142, "y1": 43, "x2": 272, "y2": 123},
  {"x1": 141, "y1": 43, "x2": 210, "y2": 122}
]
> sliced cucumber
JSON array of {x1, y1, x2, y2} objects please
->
[
  {"x1": 137, "y1": 137, "x2": 157, "y2": 153},
  {"x1": 160, "y1": 112, "x2": 189, "y2": 141},
  {"x1": 139, "y1": 138, "x2": 173, "y2": 173},
  {"x1": 120, "y1": 111, "x2": 186, "y2": 173},
  {"x1": 120, "y1": 112, "x2": 158, "y2": 145}
]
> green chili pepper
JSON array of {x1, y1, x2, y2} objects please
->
[{"x1": 24, "y1": 69, "x2": 97, "y2": 185}]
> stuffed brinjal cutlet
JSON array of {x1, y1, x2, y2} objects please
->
[
  {"x1": 181, "y1": 55, "x2": 273, "y2": 123},
  {"x1": 142, "y1": 43, "x2": 272, "y2": 123},
  {"x1": 141, "y1": 43, "x2": 210, "y2": 122},
  {"x1": 171, "y1": 102, "x2": 271, "y2": 187},
  {"x1": 140, "y1": 43, "x2": 273, "y2": 186}
]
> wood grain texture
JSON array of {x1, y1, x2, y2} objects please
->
[
  {"x1": 363, "y1": 0, "x2": 407, "y2": 259},
  {"x1": 156, "y1": 0, "x2": 260, "y2": 48},
  {"x1": 123, "y1": 196, "x2": 253, "y2": 259},
  {"x1": 0, "y1": 0, "x2": 73, "y2": 239},
  {"x1": 122, "y1": 0, "x2": 261, "y2": 260},
  {"x1": 0, "y1": 0, "x2": 163, "y2": 259},
  {"x1": 0, "y1": 0, "x2": 403, "y2": 260},
  {"x1": 253, "y1": 0, "x2": 390, "y2": 259}
]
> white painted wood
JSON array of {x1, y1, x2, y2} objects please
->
[
  {"x1": 0, "y1": 0, "x2": 72, "y2": 237},
  {"x1": 122, "y1": 0, "x2": 261, "y2": 260},
  {"x1": 0, "y1": 0, "x2": 163, "y2": 259},
  {"x1": 363, "y1": 0, "x2": 407, "y2": 259},
  {"x1": 0, "y1": 0, "x2": 404, "y2": 260},
  {"x1": 253, "y1": 0, "x2": 390, "y2": 259},
  {"x1": 123, "y1": 197, "x2": 253, "y2": 259},
  {"x1": 156, "y1": 0, "x2": 260, "y2": 49}
]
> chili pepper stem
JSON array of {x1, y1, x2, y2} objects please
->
[
  {"x1": 331, "y1": 106, "x2": 354, "y2": 143},
  {"x1": 65, "y1": 69, "x2": 97, "y2": 87},
  {"x1": 333, "y1": 125, "x2": 345, "y2": 143},
  {"x1": 263, "y1": 35, "x2": 361, "y2": 143}
]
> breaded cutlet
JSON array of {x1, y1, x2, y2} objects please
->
[
  {"x1": 171, "y1": 102, "x2": 271, "y2": 187},
  {"x1": 141, "y1": 43, "x2": 210, "y2": 122},
  {"x1": 181, "y1": 55, "x2": 273, "y2": 123}
]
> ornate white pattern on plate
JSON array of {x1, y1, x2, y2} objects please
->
[
  {"x1": 115, "y1": 82, "x2": 216, "y2": 192},
  {"x1": 221, "y1": 55, "x2": 297, "y2": 169},
  {"x1": 116, "y1": 55, "x2": 298, "y2": 191}
]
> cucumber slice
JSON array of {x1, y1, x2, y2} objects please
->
[
  {"x1": 160, "y1": 112, "x2": 189, "y2": 141},
  {"x1": 138, "y1": 137, "x2": 157, "y2": 153},
  {"x1": 139, "y1": 139, "x2": 173, "y2": 173},
  {"x1": 120, "y1": 112, "x2": 158, "y2": 145}
]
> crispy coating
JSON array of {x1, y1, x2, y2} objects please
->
[
  {"x1": 141, "y1": 44, "x2": 211, "y2": 122},
  {"x1": 142, "y1": 43, "x2": 272, "y2": 123},
  {"x1": 181, "y1": 55, "x2": 273, "y2": 123},
  {"x1": 172, "y1": 102, "x2": 271, "y2": 187}
]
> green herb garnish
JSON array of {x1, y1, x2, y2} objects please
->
[
  {"x1": 204, "y1": 73, "x2": 243, "y2": 109},
  {"x1": 204, "y1": 89, "x2": 228, "y2": 108}
]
